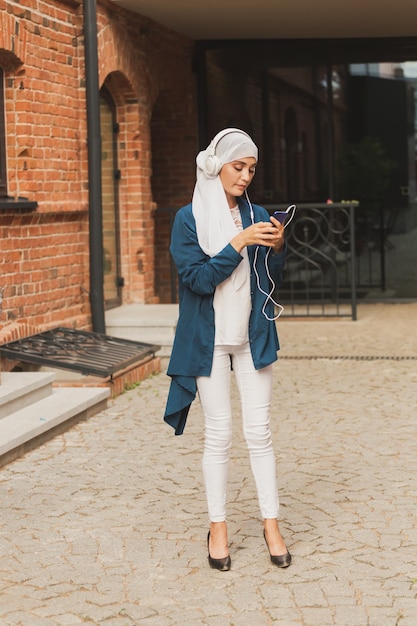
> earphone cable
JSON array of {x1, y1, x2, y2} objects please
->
[
  {"x1": 244, "y1": 190, "x2": 284, "y2": 320},
  {"x1": 253, "y1": 246, "x2": 285, "y2": 320}
]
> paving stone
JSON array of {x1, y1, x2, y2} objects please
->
[
  {"x1": 0, "y1": 302, "x2": 416, "y2": 625},
  {"x1": 300, "y1": 607, "x2": 334, "y2": 625}
]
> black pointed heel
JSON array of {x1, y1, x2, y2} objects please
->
[
  {"x1": 263, "y1": 530, "x2": 292, "y2": 568},
  {"x1": 207, "y1": 531, "x2": 231, "y2": 571}
]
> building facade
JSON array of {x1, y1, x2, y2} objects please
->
[
  {"x1": 1, "y1": 0, "x2": 417, "y2": 361},
  {"x1": 0, "y1": 0, "x2": 198, "y2": 354}
]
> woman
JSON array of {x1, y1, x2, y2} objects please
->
[{"x1": 164, "y1": 128, "x2": 291, "y2": 571}]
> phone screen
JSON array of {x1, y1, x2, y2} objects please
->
[{"x1": 272, "y1": 211, "x2": 289, "y2": 224}]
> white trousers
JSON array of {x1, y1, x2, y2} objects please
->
[{"x1": 196, "y1": 342, "x2": 279, "y2": 522}]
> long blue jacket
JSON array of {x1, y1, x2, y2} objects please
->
[{"x1": 164, "y1": 197, "x2": 286, "y2": 434}]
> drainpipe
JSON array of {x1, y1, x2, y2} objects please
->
[{"x1": 83, "y1": 0, "x2": 105, "y2": 333}]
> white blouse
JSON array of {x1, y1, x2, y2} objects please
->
[{"x1": 213, "y1": 206, "x2": 251, "y2": 346}]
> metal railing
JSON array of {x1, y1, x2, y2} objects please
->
[
  {"x1": 156, "y1": 201, "x2": 358, "y2": 320},
  {"x1": 265, "y1": 202, "x2": 358, "y2": 320}
]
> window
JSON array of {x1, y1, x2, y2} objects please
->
[{"x1": 0, "y1": 66, "x2": 37, "y2": 209}]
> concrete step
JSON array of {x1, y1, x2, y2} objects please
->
[
  {"x1": 105, "y1": 304, "x2": 178, "y2": 357},
  {"x1": 0, "y1": 372, "x2": 55, "y2": 419},
  {"x1": 0, "y1": 382, "x2": 109, "y2": 466}
]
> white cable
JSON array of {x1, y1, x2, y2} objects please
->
[
  {"x1": 245, "y1": 190, "x2": 286, "y2": 321},
  {"x1": 253, "y1": 246, "x2": 284, "y2": 320}
]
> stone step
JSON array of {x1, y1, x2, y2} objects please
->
[
  {"x1": 105, "y1": 304, "x2": 179, "y2": 357},
  {"x1": 0, "y1": 385, "x2": 109, "y2": 465},
  {"x1": 0, "y1": 372, "x2": 55, "y2": 420}
]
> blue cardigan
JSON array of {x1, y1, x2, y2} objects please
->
[{"x1": 164, "y1": 197, "x2": 286, "y2": 434}]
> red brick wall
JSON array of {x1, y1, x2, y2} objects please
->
[
  {"x1": 3, "y1": 1, "x2": 87, "y2": 211},
  {"x1": 0, "y1": 0, "x2": 198, "y2": 347}
]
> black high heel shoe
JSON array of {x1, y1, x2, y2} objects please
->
[
  {"x1": 207, "y1": 531, "x2": 231, "y2": 571},
  {"x1": 263, "y1": 530, "x2": 292, "y2": 568}
]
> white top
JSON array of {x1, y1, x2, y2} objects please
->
[{"x1": 214, "y1": 206, "x2": 251, "y2": 345}]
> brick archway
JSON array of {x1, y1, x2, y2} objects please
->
[{"x1": 99, "y1": 69, "x2": 156, "y2": 304}]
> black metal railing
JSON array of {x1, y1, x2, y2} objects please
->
[
  {"x1": 156, "y1": 201, "x2": 359, "y2": 320},
  {"x1": 264, "y1": 203, "x2": 358, "y2": 319}
]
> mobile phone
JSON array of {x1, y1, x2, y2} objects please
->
[
  {"x1": 272, "y1": 204, "x2": 296, "y2": 227},
  {"x1": 272, "y1": 210, "x2": 290, "y2": 224}
]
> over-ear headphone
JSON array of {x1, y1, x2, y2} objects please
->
[{"x1": 203, "y1": 128, "x2": 252, "y2": 178}]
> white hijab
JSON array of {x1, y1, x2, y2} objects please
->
[{"x1": 192, "y1": 129, "x2": 258, "y2": 289}]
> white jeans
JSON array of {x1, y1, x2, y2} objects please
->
[{"x1": 196, "y1": 342, "x2": 279, "y2": 522}]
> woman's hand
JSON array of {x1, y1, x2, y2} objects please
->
[{"x1": 231, "y1": 217, "x2": 285, "y2": 254}]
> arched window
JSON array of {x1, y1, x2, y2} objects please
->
[{"x1": 100, "y1": 86, "x2": 122, "y2": 309}]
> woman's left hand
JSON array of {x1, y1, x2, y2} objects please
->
[{"x1": 269, "y1": 216, "x2": 285, "y2": 252}]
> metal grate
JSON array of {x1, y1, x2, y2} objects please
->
[{"x1": 0, "y1": 327, "x2": 160, "y2": 377}]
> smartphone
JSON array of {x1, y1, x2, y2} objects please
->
[
  {"x1": 272, "y1": 210, "x2": 290, "y2": 224},
  {"x1": 272, "y1": 204, "x2": 296, "y2": 227}
]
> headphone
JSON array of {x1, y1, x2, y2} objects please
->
[
  {"x1": 203, "y1": 128, "x2": 252, "y2": 178},
  {"x1": 203, "y1": 127, "x2": 288, "y2": 321}
]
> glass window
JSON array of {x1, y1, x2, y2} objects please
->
[{"x1": 203, "y1": 40, "x2": 417, "y2": 299}]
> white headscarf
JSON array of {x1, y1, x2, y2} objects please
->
[
  {"x1": 192, "y1": 129, "x2": 258, "y2": 289},
  {"x1": 192, "y1": 128, "x2": 258, "y2": 291}
]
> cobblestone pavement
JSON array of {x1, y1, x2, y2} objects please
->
[{"x1": 1, "y1": 303, "x2": 416, "y2": 626}]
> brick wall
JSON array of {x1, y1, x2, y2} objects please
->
[{"x1": 0, "y1": 0, "x2": 198, "y2": 350}]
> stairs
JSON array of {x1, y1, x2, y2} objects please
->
[
  {"x1": 0, "y1": 372, "x2": 109, "y2": 467},
  {"x1": 105, "y1": 304, "x2": 178, "y2": 357},
  {"x1": 0, "y1": 308, "x2": 174, "y2": 466}
]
